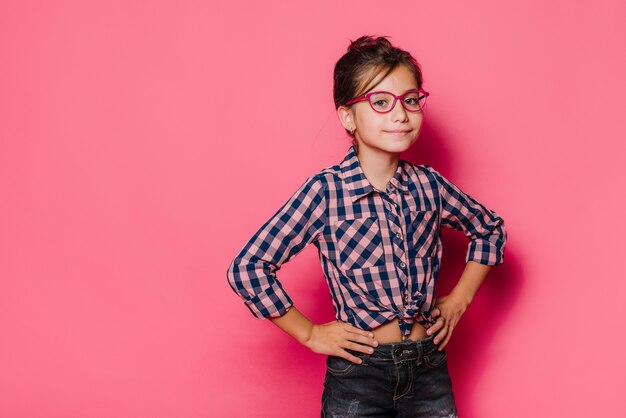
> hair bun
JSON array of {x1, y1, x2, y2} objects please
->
[{"x1": 348, "y1": 35, "x2": 392, "y2": 52}]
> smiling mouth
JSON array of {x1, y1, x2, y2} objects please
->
[{"x1": 385, "y1": 130, "x2": 412, "y2": 134}]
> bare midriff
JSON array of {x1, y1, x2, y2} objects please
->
[{"x1": 370, "y1": 318, "x2": 428, "y2": 343}]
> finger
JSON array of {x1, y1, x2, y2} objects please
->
[
  {"x1": 426, "y1": 322, "x2": 439, "y2": 336},
  {"x1": 346, "y1": 326, "x2": 374, "y2": 339},
  {"x1": 347, "y1": 332, "x2": 379, "y2": 348},
  {"x1": 340, "y1": 350, "x2": 364, "y2": 365},
  {"x1": 439, "y1": 326, "x2": 454, "y2": 351},
  {"x1": 426, "y1": 317, "x2": 445, "y2": 335},
  {"x1": 433, "y1": 325, "x2": 449, "y2": 345},
  {"x1": 344, "y1": 340, "x2": 376, "y2": 355},
  {"x1": 431, "y1": 307, "x2": 440, "y2": 317},
  {"x1": 346, "y1": 327, "x2": 378, "y2": 347}
]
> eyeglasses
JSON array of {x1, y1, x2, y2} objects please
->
[{"x1": 345, "y1": 89, "x2": 429, "y2": 113}]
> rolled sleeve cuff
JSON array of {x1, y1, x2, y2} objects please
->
[
  {"x1": 243, "y1": 284, "x2": 294, "y2": 319},
  {"x1": 465, "y1": 238, "x2": 505, "y2": 266}
]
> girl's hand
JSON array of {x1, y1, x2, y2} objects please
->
[
  {"x1": 304, "y1": 320, "x2": 379, "y2": 364},
  {"x1": 426, "y1": 292, "x2": 470, "y2": 351}
]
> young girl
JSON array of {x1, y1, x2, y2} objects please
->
[{"x1": 227, "y1": 35, "x2": 507, "y2": 418}]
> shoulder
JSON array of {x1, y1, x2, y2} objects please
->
[
  {"x1": 305, "y1": 161, "x2": 343, "y2": 190},
  {"x1": 291, "y1": 169, "x2": 331, "y2": 204}
]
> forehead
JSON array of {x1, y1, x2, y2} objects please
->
[{"x1": 358, "y1": 65, "x2": 418, "y2": 95}]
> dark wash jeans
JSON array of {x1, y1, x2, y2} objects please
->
[{"x1": 321, "y1": 333, "x2": 458, "y2": 418}]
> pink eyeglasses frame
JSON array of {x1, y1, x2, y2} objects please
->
[{"x1": 345, "y1": 88, "x2": 430, "y2": 113}]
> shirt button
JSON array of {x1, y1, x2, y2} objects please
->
[
  {"x1": 399, "y1": 261, "x2": 406, "y2": 268},
  {"x1": 396, "y1": 231, "x2": 402, "y2": 239}
]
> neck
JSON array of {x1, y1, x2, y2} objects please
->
[{"x1": 356, "y1": 144, "x2": 400, "y2": 192}]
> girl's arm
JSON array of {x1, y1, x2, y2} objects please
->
[
  {"x1": 269, "y1": 305, "x2": 378, "y2": 365},
  {"x1": 226, "y1": 174, "x2": 327, "y2": 319},
  {"x1": 450, "y1": 260, "x2": 492, "y2": 306},
  {"x1": 423, "y1": 166, "x2": 508, "y2": 349},
  {"x1": 226, "y1": 174, "x2": 378, "y2": 363},
  {"x1": 426, "y1": 165, "x2": 507, "y2": 266}
]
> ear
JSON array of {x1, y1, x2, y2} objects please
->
[{"x1": 337, "y1": 106, "x2": 353, "y2": 131}]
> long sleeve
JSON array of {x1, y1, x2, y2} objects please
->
[
  {"x1": 226, "y1": 174, "x2": 327, "y2": 319},
  {"x1": 426, "y1": 165, "x2": 507, "y2": 266}
]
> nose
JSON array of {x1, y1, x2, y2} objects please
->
[{"x1": 389, "y1": 98, "x2": 409, "y2": 122}]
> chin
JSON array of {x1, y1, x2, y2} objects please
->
[
  {"x1": 383, "y1": 136, "x2": 417, "y2": 150},
  {"x1": 359, "y1": 133, "x2": 418, "y2": 154},
  {"x1": 374, "y1": 142, "x2": 414, "y2": 154}
]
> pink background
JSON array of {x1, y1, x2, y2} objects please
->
[{"x1": 1, "y1": 1, "x2": 625, "y2": 417}]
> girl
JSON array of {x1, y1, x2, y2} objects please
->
[{"x1": 227, "y1": 35, "x2": 507, "y2": 418}]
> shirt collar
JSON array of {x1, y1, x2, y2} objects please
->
[{"x1": 339, "y1": 144, "x2": 410, "y2": 202}]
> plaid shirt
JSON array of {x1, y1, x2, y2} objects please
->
[{"x1": 226, "y1": 145, "x2": 507, "y2": 337}]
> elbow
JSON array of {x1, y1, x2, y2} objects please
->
[
  {"x1": 488, "y1": 212, "x2": 507, "y2": 251},
  {"x1": 496, "y1": 217, "x2": 507, "y2": 250},
  {"x1": 226, "y1": 256, "x2": 242, "y2": 293},
  {"x1": 490, "y1": 218, "x2": 507, "y2": 265},
  {"x1": 466, "y1": 218, "x2": 507, "y2": 266}
]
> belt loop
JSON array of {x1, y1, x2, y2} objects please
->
[
  {"x1": 361, "y1": 352, "x2": 371, "y2": 366},
  {"x1": 418, "y1": 340, "x2": 424, "y2": 363}
]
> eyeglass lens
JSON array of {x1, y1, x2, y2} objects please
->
[{"x1": 369, "y1": 91, "x2": 426, "y2": 112}]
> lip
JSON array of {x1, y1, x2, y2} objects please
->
[{"x1": 385, "y1": 130, "x2": 412, "y2": 134}]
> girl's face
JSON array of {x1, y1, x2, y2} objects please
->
[{"x1": 340, "y1": 64, "x2": 424, "y2": 156}]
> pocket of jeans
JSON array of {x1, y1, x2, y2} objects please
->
[
  {"x1": 423, "y1": 349, "x2": 447, "y2": 369},
  {"x1": 326, "y1": 355, "x2": 358, "y2": 376},
  {"x1": 334, "y1": 215, "x2": 385, "y2": 270}
]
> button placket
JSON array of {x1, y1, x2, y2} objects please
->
[
  {"x1": 384, "y1": 194, "x2": 409, "y2": 300},
  {"x1": 381, "y1": 191, "x2": 411, "y2": 310}
]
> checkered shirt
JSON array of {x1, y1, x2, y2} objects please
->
[{"x1": 227, "y1": 145, "x2": 507, "y2": 336}]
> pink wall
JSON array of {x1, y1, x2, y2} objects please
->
[{"x1": 1, "y1": 1, "x2": 624, "y2": 417}]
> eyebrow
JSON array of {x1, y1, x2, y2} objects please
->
[{"x1": 370, "y1": 87, "x2": 419, "y2": 94}]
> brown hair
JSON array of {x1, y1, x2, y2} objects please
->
[{"x1": 333, "y1": 35, "x2": 425, "y2": 142}]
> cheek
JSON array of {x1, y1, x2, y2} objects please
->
[
  {"x1": 357, "y1": 115, "x2": 385, "y2": 132},
  {"x1": 411, "y1": 113, "x2": 424, "y2": 125}
]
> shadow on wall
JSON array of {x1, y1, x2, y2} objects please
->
[{"x1": 407, "y1": 119, "x2": 524, "y2": 416}]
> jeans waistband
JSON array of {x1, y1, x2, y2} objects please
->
[{"x1": 345, "y1": 333, "x2": 439, "y2": 363}]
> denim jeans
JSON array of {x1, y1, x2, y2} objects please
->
[{"x1": 321, "y1": 333, "x2": 458, "y2": 418}]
